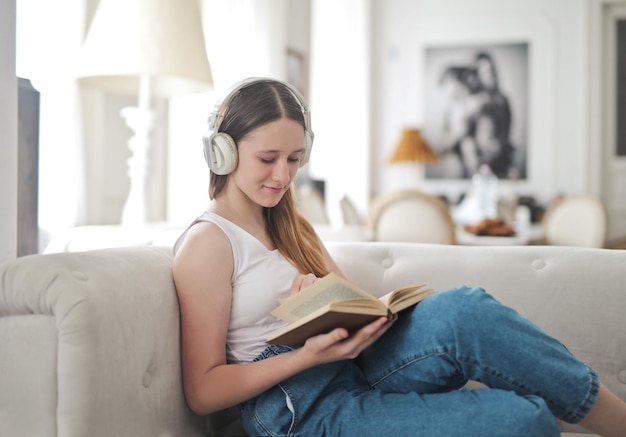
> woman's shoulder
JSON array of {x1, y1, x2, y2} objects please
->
[
  {"x1": 174, "y1": 212, "x2": 225, "y2": 252},
  {"x1": 176, "y1": 219, "x2": 230, "y2": 258},
  {"x1": 172, "y1": 221, "x2": 234, "y2": 291}
]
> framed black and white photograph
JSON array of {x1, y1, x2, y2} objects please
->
[{"x1": 422, "y1": 42, "x2": 529, "y2": 180}]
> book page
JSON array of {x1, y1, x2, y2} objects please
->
[
  {"x1": 380, "y1": 284, "x2": 435, "y2": 314},
  {"x1": 271, "y1": 273, "x2": 377, "y2": 323}
]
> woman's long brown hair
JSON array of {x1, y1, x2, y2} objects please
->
[{"x1": 208, "y1": 80, "x2": 329, "y2": 277}]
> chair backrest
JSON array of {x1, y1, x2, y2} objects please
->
[
  {"x1": 542, "y1": 194, "x2": 608, "y2": 248},
  {"x1": 296, "y1": 184, "x2": 330, "y2": 224},
  {"x1": 368, "y1": 190, "x2": 456, "y2": 244},
  {"x1": 339, "y1": 195, "x2": 363, "y2": 226}
]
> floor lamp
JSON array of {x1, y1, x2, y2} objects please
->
[{"x1": 76, "y1": 0, "x2": 213, "y2": 225}]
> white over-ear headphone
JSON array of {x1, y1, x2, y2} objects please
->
[{"x1": 203, "y1": 77, "x2": 314, "y2": 175}]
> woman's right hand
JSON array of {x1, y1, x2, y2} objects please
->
[{"x1": 297, "y1": 316, "x2": 394, "y2": 365}]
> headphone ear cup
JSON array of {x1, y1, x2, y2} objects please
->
[
  {"x1": 203, "y1": 133, "x2": 238, "y2": 175},
  {"x1": 299, "y1": 130, "x2": 314, "y2": 167}
]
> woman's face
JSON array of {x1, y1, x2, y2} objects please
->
[
  {"x1": 477, "y1": 58, "x2": 496, "y2": 90},
  {"x1": 442, "y1": 75, "x2": 469, "y2": 100},
  {"x1": 230, "y1": 117, "x2": 306, "y2": 208}
]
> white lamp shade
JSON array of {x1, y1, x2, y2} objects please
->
[{"x1": 76, "y1": 0, "x2": 213, "y2": 96}]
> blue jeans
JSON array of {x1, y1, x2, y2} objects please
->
[{"x1": 240, "y1": 287, "x2": 599, "y2": 436}]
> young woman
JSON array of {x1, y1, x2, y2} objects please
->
[{"x1": 173, "y1": 77, "x2": 626, "y2": 436}]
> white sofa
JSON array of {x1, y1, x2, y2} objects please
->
[{"x1": 1, "y1": 242, "x2": 625, "y2": 436}]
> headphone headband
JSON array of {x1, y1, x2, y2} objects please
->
[{"x1": 203, "y1": 77, "x2": 314, "y2": 175}]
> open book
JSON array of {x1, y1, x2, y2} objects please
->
[{"x1": 267, "y1": 273, "x2": 436, "y2": 347}]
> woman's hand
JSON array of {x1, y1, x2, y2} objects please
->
[
  {"x1": 296, "y1": 316, "x2": 395, "y2": 365},
  {"x1": 290, "y1": 273, "x2": 319, "y2": 295}
]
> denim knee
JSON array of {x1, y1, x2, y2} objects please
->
[
  {"x1": 420, "y1": 286, "x2": 494, "y2": 330},
  {"x1": 438, "y1": 285, "x2": 490, "y2": 310}
]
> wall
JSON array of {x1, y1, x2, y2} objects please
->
[
  {"x1": 13, "y1": 0, "x2": 617, "y2": 246},
  {"x1": 0, "y1": 0, "x2": 17, "y2": 262},
  {"x1": 370, "y1": 0, "x2": 589, "y2": 205}
]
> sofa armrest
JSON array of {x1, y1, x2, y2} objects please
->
[{"x1": 0, "y1": 246, "x2": 205, "y2": 437}]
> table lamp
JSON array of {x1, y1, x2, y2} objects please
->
[
  {"x1": 386, "y1": 128, "x2": 439, "y2": 192},
  {"x1": 76, "y1": 0, "x2": 214, "y2": 225},
  {"x1": 388, "y1": 128, "x2": 439, "y2": 164}
]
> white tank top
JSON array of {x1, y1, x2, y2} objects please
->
[{"x1": 174, "y1": 212, "x2": 296, "y2": 363}]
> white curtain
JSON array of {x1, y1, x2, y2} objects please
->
[{"x1": 309, "y1": 0, "x2": 371, "y2": 225}]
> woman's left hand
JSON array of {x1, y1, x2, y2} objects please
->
[{"x1": 290, "y1": 273, "x2": 319, "y2": 295}]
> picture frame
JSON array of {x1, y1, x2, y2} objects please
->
[
  {"x1": 617, "y1": 19, "x2": 626, "y2": 158},
  {"x1": 422, "y1": 42, "x2": 529, "y2": 180},
  {"x1": 287, "y1": 48, "x2": 308, "y2": 100},
  {"x1": 409, "y1": 13, "x2": 558, "y2": 198}
]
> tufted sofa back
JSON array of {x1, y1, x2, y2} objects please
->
[
  {"x1": 1, "y1": 242, "x2": 625, "y2": 436},
  {"x1": 326, "y1": 242, "x2": 626, "y2": 435}
]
